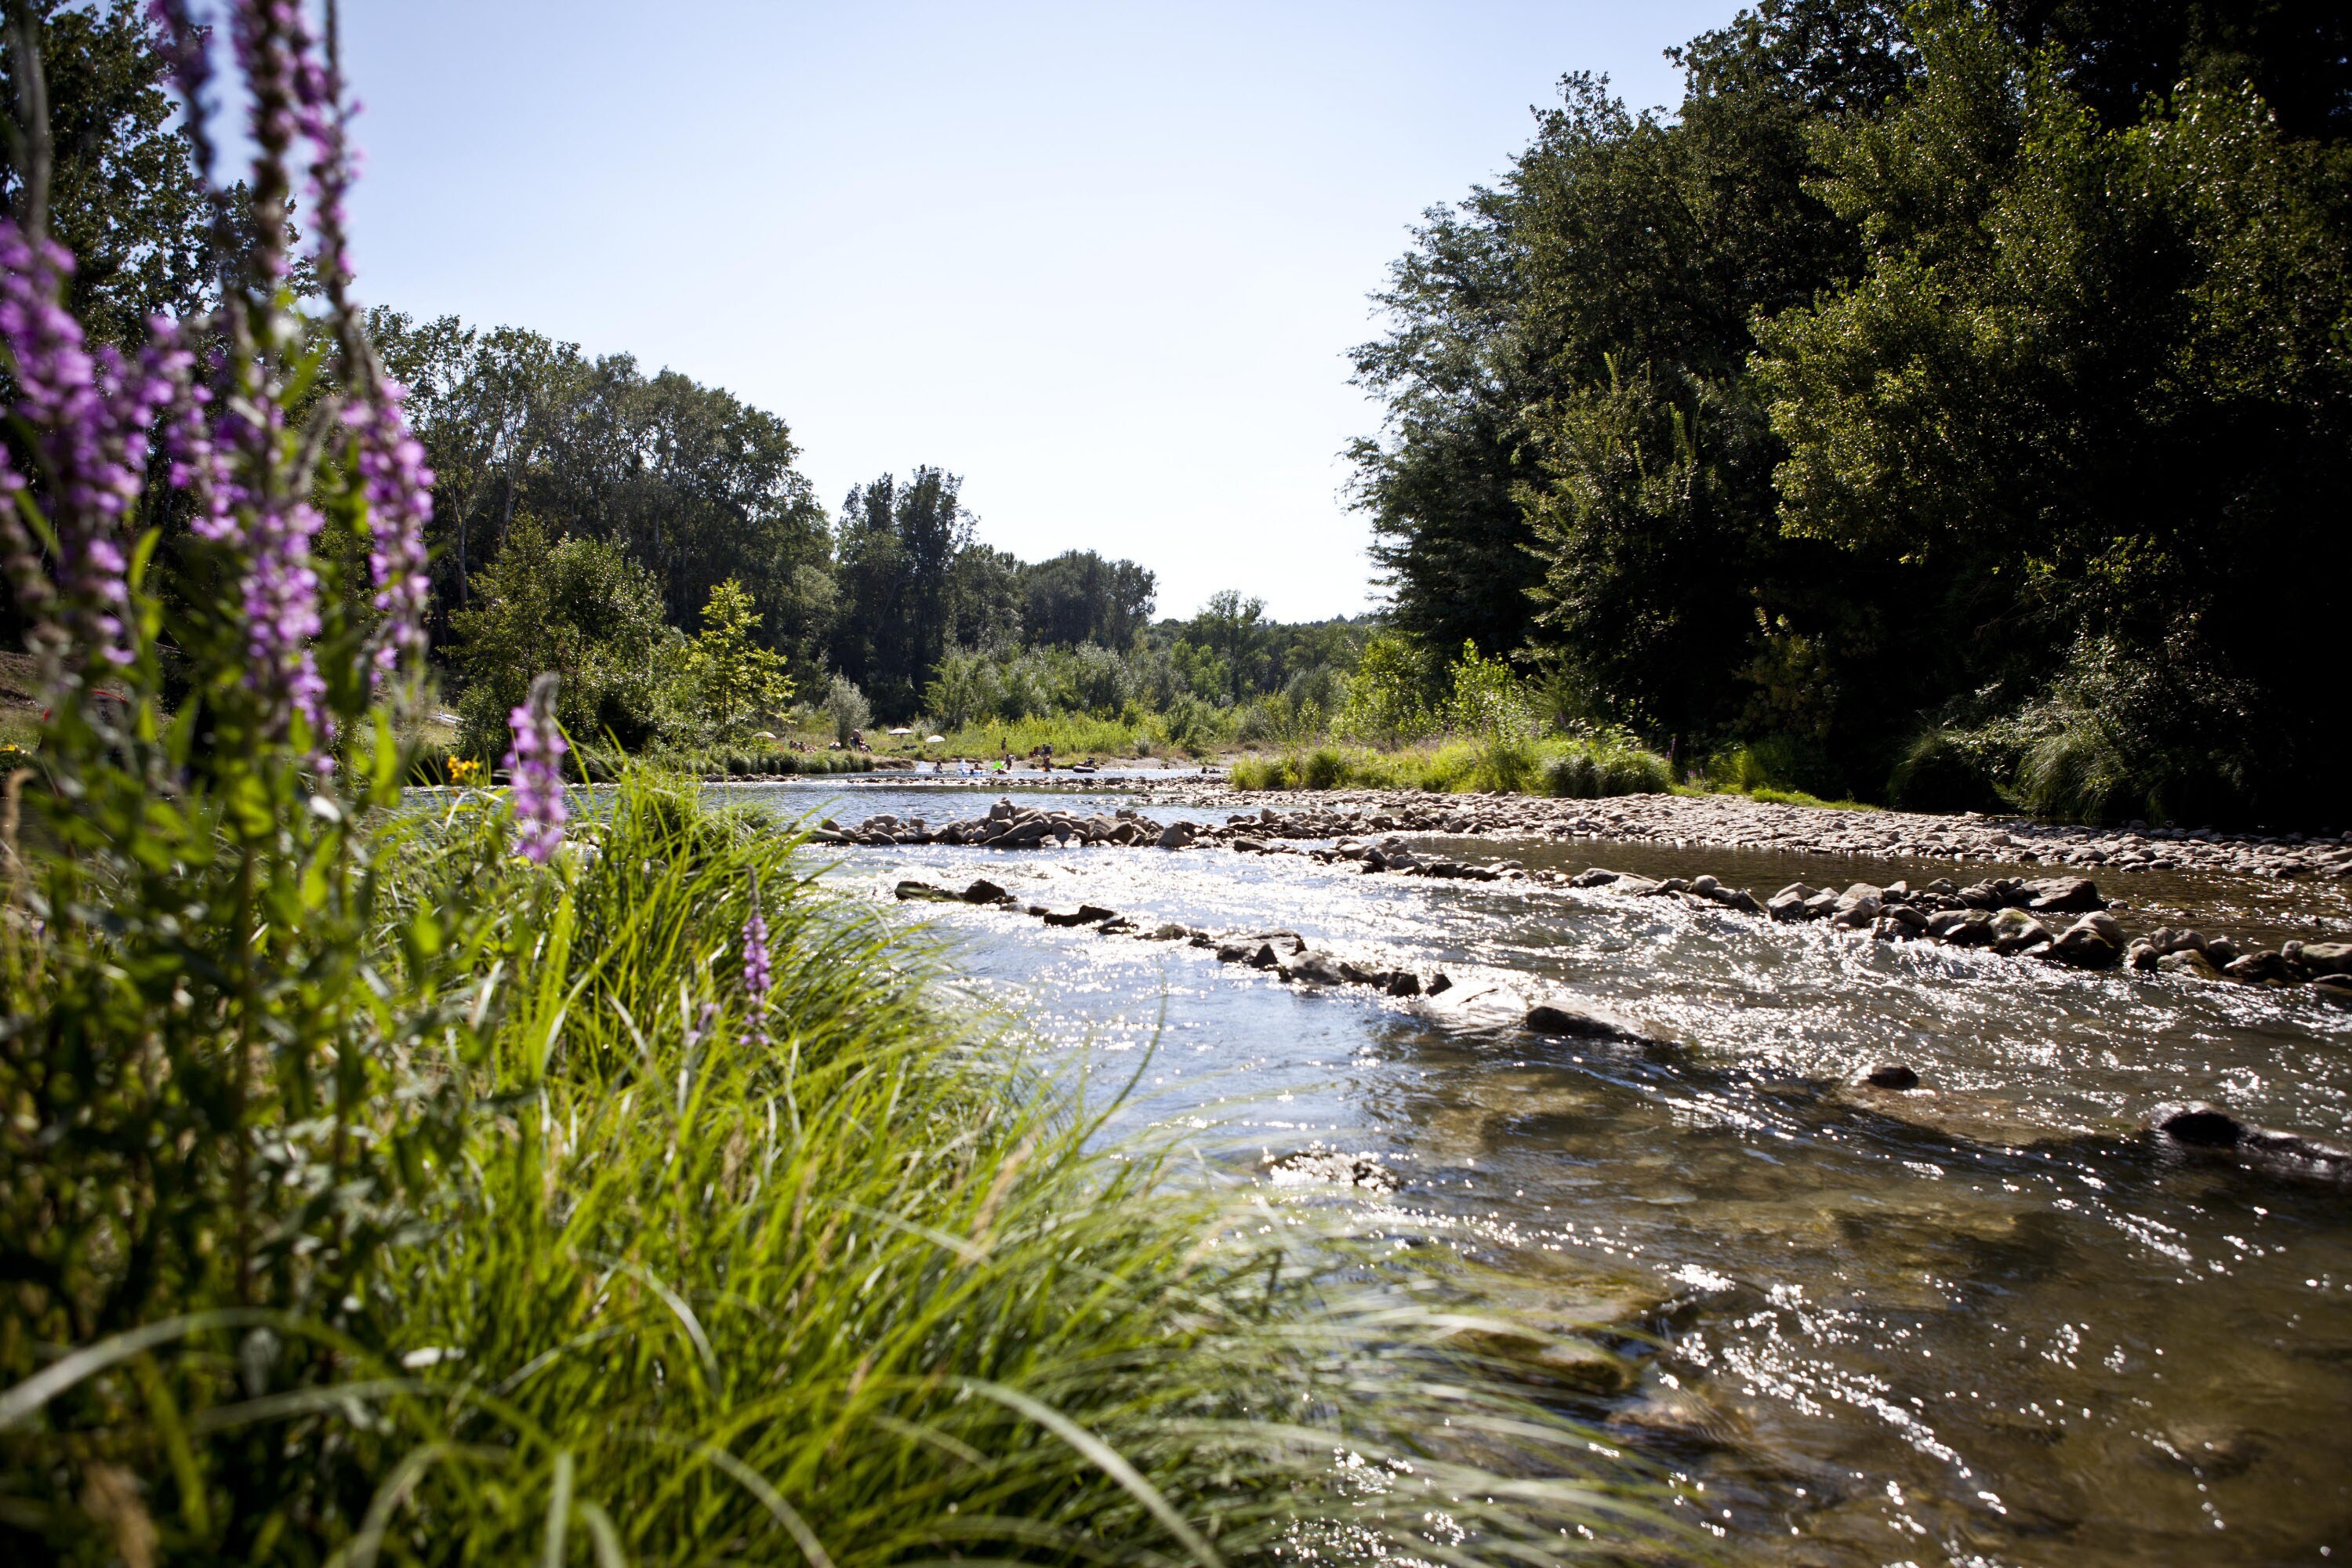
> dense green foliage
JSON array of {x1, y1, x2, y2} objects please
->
[
  {"x1": 1355, "y1": 0, "x2": 2352, "y2": 822},
  {"x1": 0, "y1": 0, "x2": 212, "y2": 346},
  {"x1": 446, "y1": 516, "x2": 677, "y2": 752}
]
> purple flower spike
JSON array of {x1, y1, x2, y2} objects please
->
[
  {"x1": 240, "y1": 490, "x2": 328, "y2": 743},
  {"x1": 741, "y1": 880, "x2": 772, "y2": 1040},
  {"x1": 346, "y1": 383, "x2": 434, "y2": 677},
  {"x1": 506, "y1": 672, "x2": 568, "y2": 862},
  {"x1": 0, "y1": 223, "x2": 176, "y2": 672}
]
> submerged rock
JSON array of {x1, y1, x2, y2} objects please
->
[
  {"x1": 2050, "y1": 913, "x2": 2123, "y2": 968},
  {"x1": 894, "y1": 880, "x2": 957, "y2": 902},
  {"x1": 2149, "y1": 1102, "x2": 2245, "y2": 1146},
  {"x1": 1831, "y1": 884, "x2": 1884, "y2": 928},
  {"x1": 2024, "y1": 876, "x2": 2105, "y2": 913},
  {"x1": 2223, "y1": 949, "x2": 2292, "y2": 983},
  {"x1": 2299, "y1": 941, "x2": 2352, "y2": 976},
  {"x1": 2157, "y1": 949, "x2": 2225, "y2": 982},
  {"x1": 1865, "y1": 1064, "x2": 1922, "y2": 1091},
  {"x1": 1440, "y1": 1323, "x2": 1636, "y2": 1396},
  {"x1": 2146, "y1": 1100, "x2": 2352, "y2": 1181},
  {"x1": 1927, "y1": 909, "x2": 1994, "y2": 945},
  {"x1": 1264, "y1": 1147, "x2": 1399, "y2": 1193},
  {"x1": 1280, "y1": 951, "x2": 1349, "y2": 985},
  {"x1": 1524, "y1": 999, "x2": 1652, "y2": 1044}
]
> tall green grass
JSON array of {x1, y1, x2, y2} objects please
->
[
  {"x1": 4, "y1": 769, "x2": 1659, "y2": 1562},
  {"x1": 1231, "y1": 735, "x2": 1671, "y2": 798},
  {"x1": 924, "y1": 713, "x2": 1163, "y2": 759},
  {"x1": 567, "y1": 744, "x2": 877, "y2": 782}
]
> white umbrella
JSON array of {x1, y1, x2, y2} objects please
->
[
  {"x1": 925, "y1": 734, "x2": 946, "y2": 743},
  {"x1": 887, "y1": 726, "x2": 913, "y2": 736}
]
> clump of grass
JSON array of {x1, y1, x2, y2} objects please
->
[
  {"x1": 1740, "y1": 784, "x2": 1874, "y2": 811},
  {"x1": 1229, "y1": 735, "x2": 1671, "y2": 799},
  {"x1": 1540, "y1": 738, "x2": 1674, "y2": 798}
]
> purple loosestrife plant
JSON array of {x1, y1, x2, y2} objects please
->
[
  {"x1": 506, "y1": 671, "x2": 568, "y2": 862},
  {"x1": 0, "y1": 3, "x2": 510, "y2": 1552}
]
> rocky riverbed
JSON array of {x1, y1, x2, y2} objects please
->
[
  {"x1": 818, "y1": 794, "x2": 2352, "y2": 1000},
  {"x1": 1120, "y1": 781, "x2": 2352, "y2": 882},
  {"x1": 755, "y1": 774, "x2": 2352, "y2": 1564}
]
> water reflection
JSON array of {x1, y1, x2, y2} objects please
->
[{"x1": 746, "y1": 779, "x2": 2352, "y2": 1563}]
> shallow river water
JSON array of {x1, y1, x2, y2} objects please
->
[{"x1": 746, "y1": 776, "x2": 2352, "y2": 1566}]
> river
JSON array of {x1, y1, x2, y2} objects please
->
[{"x1": 746, "y1": 773, "x2": 2352, "y2": 1566}]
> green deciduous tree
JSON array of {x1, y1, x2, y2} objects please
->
[
  {"x1": 0, "y1": 0, "x2": 211, "y2": 346},
  {"x1": 681, "y1": 576, "x2": 793, "y2": 739},
  {"x1": 1754, "y1": 4, "x2": 2352, "y2": 818},
  {"x1": 448, "y1": 516, "x2": 678, "y2": 756}
]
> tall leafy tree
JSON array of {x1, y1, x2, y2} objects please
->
[
  {"x1": 1351, "y1": 2, "x2": 1909, "y2": 670},
  {"x1": 445, "y1": 515, "x2": 677, "y2": 756},
  {"x1": 1356, "y1": 0, "x2": 2350, "y2": 816},
  {"x1": 831, "y1": 467, "x2": 973, "y2": 717},
  {"x1": 368, "y1": 311, "x2": 834, "y2": 664},
  {"x1": 1020, "y1": 550, "x2": 1156, "y2": 648},
  {"x1": 1755, "y1": 5, "x2": 2352, "y2": 817},
  {"x1": 0, "y1": 0, "x2": 210, "y2": 347},
  {"x1": 681, "y1": 577, "x2": 793, "y2": 738}
]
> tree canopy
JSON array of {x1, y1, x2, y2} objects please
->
[{"x1": 1353, "y1": 0, "x2": 2351, "y2": 820}]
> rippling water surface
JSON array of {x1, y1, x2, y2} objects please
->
[{"x1": 746, "y1": 776, "x2": 2352, "y2": 1564}]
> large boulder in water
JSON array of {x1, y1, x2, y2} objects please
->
[
  {"x1": 1280, "y1": 951, "x2": 1349, "y2": 985},
  {"x1": 2049, "y1": 913, "x2": 2123, "y2": 968},
  {"x1": 2297, "y1": 941, "x2": 2352, "y2": 976},
  {"x1": 2025, "y1": 877, "x2": 2105, "y2": 913}
]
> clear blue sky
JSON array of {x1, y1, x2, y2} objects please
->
[{"x1": 337, "y1": 1, "x2": 1739, "y2": 622}]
